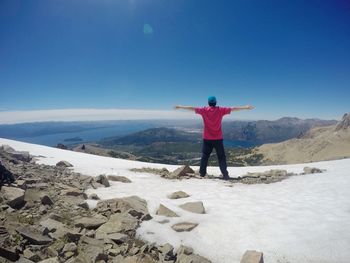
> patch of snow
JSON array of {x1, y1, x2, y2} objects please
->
[{"x1": 1, "y1": 138, "x2": 350, "y2": 263}]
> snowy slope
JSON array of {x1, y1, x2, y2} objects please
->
[{"x1": 1, "y1": 138, "x2": 350, "y2": 263}]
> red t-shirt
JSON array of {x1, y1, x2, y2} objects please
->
[{"x1": 195, "y1": 106, "x2": 232, "y2": 140}]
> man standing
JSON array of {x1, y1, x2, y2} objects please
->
[{"x1": 175, "y1": 96, "x2": 254, "y2": 180}]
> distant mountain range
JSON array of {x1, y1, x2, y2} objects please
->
[{"x1": 256, "y1": 113, "x2": 350, "y2": 164}]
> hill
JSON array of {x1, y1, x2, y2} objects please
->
[{"x1": 257, "y1": 113, "x2": 350, "y2": 164}]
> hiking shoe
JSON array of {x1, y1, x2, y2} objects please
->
[{"x1": 222, "y1": 175, "x2": 231, "y2": 181}]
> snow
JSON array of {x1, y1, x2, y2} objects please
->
[{"x1": 1, "y1": 137, "x2": 350, "y2": 263}]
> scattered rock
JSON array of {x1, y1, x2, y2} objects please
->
[
  {"x1": 95, "y1": 174, "x2": 110, "y2": 187},
  {"x1": 107, "y1": 175, "x2": 132, "y2": 183},
  {"x1": 41, "y1": 195, "x2": 54, "y2": 206},
  {"x1": 172, "y1": 222, "x2": 198, "y2": 232},
  {"x1": 88, "y1": 193, "x2": 100, "y2": 200},
  {"x1": 107, "y1": 232, "x2": 129, "y2": 244},
  {"x1": 303, "y1": 167, "x2": 323, "y2": 174},
  {"x1": 156, "y1": 204, "x2": 179, "y2": 217},
  {"x1": 95, "y1": 213, "x2": 138, "y2": 239},
  {"x1": 168, "y1": 165, "x2": 195, "y2": 179},
  {"x1": 179, "y1": 201, "x2": 205, "y2": 214},
  {"x1": 168, "y1": 191, "x2": 190, "y2": 199},
  {"x1": 16, "y1": 225, "x2": 53, "y2": 245},
  {"x1": 1, "y1": 186, "x2": 25, "y2": 208},
  {"x1": 55, "y1": 161, "x2": 73, "y2": 168},
  {"x1": 74, "y1": 214, "x2": 108, "y2": 230},
  {"x1": 240, "y1": 250, "x2": 264, "y2": 263}
]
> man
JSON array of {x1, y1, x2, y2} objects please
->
[{"x1": 175, "y1": 96, "x2": 254, "y2": 180}]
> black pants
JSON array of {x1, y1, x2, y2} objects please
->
[{"x1": 199, "y1": 139, "x2": 229, "y2": 177}]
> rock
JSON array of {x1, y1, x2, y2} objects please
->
[
  {"x1": 107, "y1": 175, "x2": 132, "y2": 183},
  {"x1": 107, "y1": 232, "x2": 129, "y2": 244},
  {"x1": 38, "y1": 258, "x2": 59, "y2": 263},
  {"x1": 88, "y1": 193, "x2": 100, "y2": 200},
  {"x1": 303, "y1": 167, "x2": 323, "y2": 174},
  {"x1": 95, "y1": 175, "x2": 110, "y2": 187},
  {"x1": 168, "y1": 191, "x2": 190, "y2": 199},
  {"x1": 169, "y1": 165, "x2": 195, "y2": 179},
  {"x1": 179, "y1": 201, "x2": 205, "y2": 214},
  {"x1": 41, "y1": 195, "x2": 54, "y2": 206},
  {"x1": 16, "y1": 225, "x2": 53, "y2": 245},
  {"x1": 159, "y1": 243, "x2": 174, "y2": 261},
  {"x1": 95, "y1": 213, "x2": 138, "y2": 239},
  {"x1": 56, "y1": 143, "x2": 68, "y2": 150},
  {"x1": 118, "y1": 254, "x2": 155, "y2": 263},
  {"x1": 16, "y1": 257, "x2": 35, "y2": 263},
  {"x1": 335, "y1": 113, "x2": 350, "y2": 131},
  {"x1": 96, "y1": 196, "x2": 151, "y2": 220},
  {"x1": 240, "y1": 250, "x2": 264, "y2": 263},
  {"x1": 0, "y1": 246, "x2": 20, "y2": 261},
  {"x1": 171, "y1": 222, "x2": 198, "y2": 232},
  {"x1": 156, "y1": 204, "x2": 179, "y2": 217},
  {"x1": 1, "y1": 186, "x2": 25, "y2": 208},
  {"x1": 60, "y1": 188, "x2": 87, "y2": 199},
  {"x1": 0, "y1": 162, "x2": 15, "y2": 185},
  {"x1": 176, "y1": 245, "x2": 194, "y2": 255},
  {"x1": 74, "y1": 214, "x2": 108, "y2": 230},
  {"x1": 23, "y1": 248, "x2": 41, "y2": 262},
  {"x1": 77, "y1": 201, "x2": 89, "y2": 210},
  {"x1": 176, "y1": 254, "x2": 211, "y2": 263},
  {"x1": 62, "y1": 242, "x2": 77, "y2": 253},
  {"x1": 55, "y1": 161, "x2": 73, "y2": 168}
]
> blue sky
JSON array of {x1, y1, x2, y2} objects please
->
[{"x1": 0, "y1": 0, "x2": 349, "y2": 120}]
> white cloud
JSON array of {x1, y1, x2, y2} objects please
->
[{"x1": 0, "y1": 108, "x2": 199, "y2": 124}]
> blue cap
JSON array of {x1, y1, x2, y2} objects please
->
[{"x1": 208, "y1": 96, "x2": 217, "y2": 104}]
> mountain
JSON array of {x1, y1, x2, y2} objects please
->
[
  {"x1": 100, "y1": 127, "x2": 201, "y2": 146},
  {"x1": 256, "y1": 113, "x2": 350, "y2": 164},
  {"x1": 222, "y1": 117, "x2": 337, "y2": 144}
]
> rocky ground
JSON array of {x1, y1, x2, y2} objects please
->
[{"x1": 0, "y1": 146, "x2": 218, "y2": 263}]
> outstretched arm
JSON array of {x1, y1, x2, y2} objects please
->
[
  {"x1": 230, "y1": 105, "x2": 255, "y2": 112},
  {"x1": 174, "y1": 105, "x2": 196, "y2": 111}
]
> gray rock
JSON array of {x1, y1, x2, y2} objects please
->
[
  {"x1": 1, "y1": 186, "x2": 25, "y2": 208},
  {"x1": 38, "y1": 258, "x2": 59, "y2": 263},
  {"x1": 176, "y1": 245, "x2": 194, "y2": 256},
  {"x1": 77, "y1": 201, "x2": 89, "y2": 210},
  {"x1": 172, "y1": 222, "x2": 198, "y2": 232},
  {"x1": 0, "y1": 246, "x2": 20, "y2": 261},
  {"x1": 107, "y1": 232, "x2": 128, "y2": 244},
  {"x1": 179, "y1": 201, "x2": 205, "y2": 214},
  {"x1": 55, "y1": 161, "x2": 73, "y2": 167},
  {"x1": 62, "y1": 242, "x2": 77, "y2": 253},
  {"x1": 160, "y1": 243, "x2": 174, "y2": 261},
  {"x1": 16, "y1": 225, "x2": 53, "y2": 245},
  {"x1": 88, "y1": 193, "x2": 100, "y2": 200},
  {"x1": 41, "y1": 195, "x2": 54, "y2": 206},
  {"x1": 95, "y1": 213, "x2": 138, "y2": 239},
  {"x1": 169, "y1": 165, "x2": 195, "y2": 179},
  {"x1": 74, "y1": 214, "x2": 108, "y2": 230},
  {"x1": 168, "y1": 191, "x2": 190, "y2": 199},
  {"x1": 240, "y1": 250, "x2": 264, "y2": 263},
  {"x1": 156, "y1": 204, "x2": 179, "y2": 217},
  {"x1": 95, "y1": 175, "x2": 110, "y2": 187},
  {"x1": 96, "y1": 196, "x2": 151, "y2": 220},
  {"x1": 303, "y1": 167, "x2": 323, "y2": 174},
  {"x1": 60, "y1": 188, "x2": 87, "y2": 199},
  {"x1": 15, "y1": 257, "x2": 35, "y2": 263},
  {"x1": 107, "y1": 175, "x2": 132, "y2": 183}
]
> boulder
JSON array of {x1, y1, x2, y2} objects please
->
[
  {"x1": 55, "y1": 161, "x2": 73, "y2": 168},
  {"x1": 1, "y1": 186, "x2": 25, "y2": 208},
  {"x1": 159, "y1": 243, "x2": 175, "y2": 261},
  {"x1": 168, "y1": 191, "x2": 190, "y2": 199},
  {"x1": 179, "y1": 201, "x2": 205, "y2": 214},
  {"x1": 176, "y1": 245, "x2": 194, "y2": 256},
  {"x1": 156, "y1": 204, "x2": 179, "y2": 217},
  {"x1": 303, "y1": 167, "x2": 323, "y2": 174},
  {"x1": 107, "y1": 232, "x2": 129, "y2": 244},
  {"x1": 95, "y1": 213, "x2": 138, "y2": 239},
  {"x1": 107, "y1": 175, "x2": 132, "y2": 183},
  {"x1": 41, "y1": 195, "x2": 54, "y2": 206},
  {"x1": 169, "y1": 165, "x2": 195, "y2": 179},
  {"x1": 16, "y1": 225, "x2": 53, "y2": 245},
  {"x1": 62, "y1": 242, "x2": 77, "y2": 253},
  {"x1": 88, "y1": 193, "x2": 100, "y2": 200},
  {"x1": 172, "y1": 222, "x2": 198, "y2": 232},
  {"x1": 0, "y1": 246, "x2": 20, "y2": 261},
  {"x1": 96, "y1": 196, "x2": 151, "y2": 220},
  {"x1": 240, "y1": 250, "x2": 264, "y2": 263},
  {"x1": 74, "y1": 214, "x2": 108, "y2": 230},
  {"x1": 95, "y1": 175, "x2": 110, "y2": 187}
]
